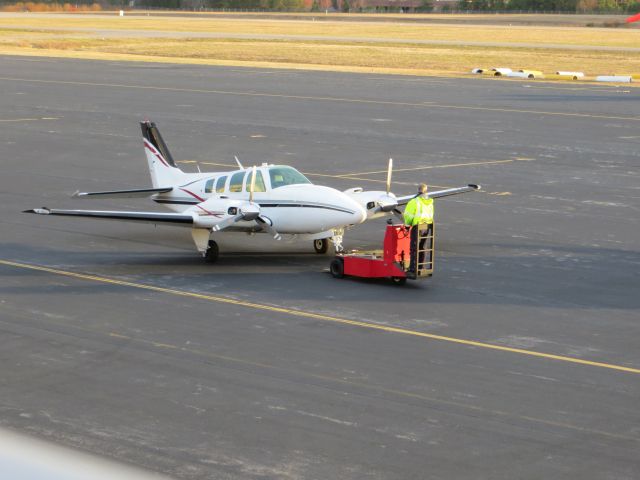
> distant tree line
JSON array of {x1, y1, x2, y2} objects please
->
[
  {"x1": 1, "y1": 0, "x2": 637, "y2": 12},
  {"x1": 0, "y1": 0, "x2": 100, "y2": 3},
  {"x1": 133, "y1": 0, "x2": 306, "y2": 9},
  {"x1": 458, "y1": 0, "x2": 640, "y2": 12},
  {"x1": 134, "y1": 0, "x2": 640, "y2": 12}
]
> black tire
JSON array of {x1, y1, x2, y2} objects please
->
[
  {"x1": 314, "y1": 238, "x2": 329, "y2": 254},
  {"x1": 391, "y1": 276, "x2": 407, "y2": 286},
  {"x1": 204, "y1": 240, "x2": 219, "y2": 263},
  {"x1": 330, "y1": 258, "x2": 344, "y2": 279}
]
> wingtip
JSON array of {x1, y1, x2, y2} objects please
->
[
  {"x1": 468, "y1": 184, "x2": 481, "y2": 190},
  {"x1": 23, "y1": 208, "x2": 51, "y2": 215}
]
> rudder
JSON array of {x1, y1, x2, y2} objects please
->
[{"x1": 141, "y1": 121, "x2": 185, "y2": 187}]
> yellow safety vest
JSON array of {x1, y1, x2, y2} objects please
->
[{"x1": 403, "y1": 196, "x2": 434, "y2": 226}]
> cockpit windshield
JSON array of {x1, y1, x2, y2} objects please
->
[{"x1": 268, "y1": 166, "x2": 311, "y2": 189}]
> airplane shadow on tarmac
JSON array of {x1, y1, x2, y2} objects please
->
[{"x1": 1, "y1": 242, "x2": 639, "y2": 310}]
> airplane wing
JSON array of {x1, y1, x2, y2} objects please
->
[
  {"x1": 24, "y1": 208, "x2": 194, "y2": 226},
  {"x1": 72, "y1": 187, "x2": 173, "y2": 199},
  {"x1": 396, "y1": 184, "x2": 480, "y2": 206}
]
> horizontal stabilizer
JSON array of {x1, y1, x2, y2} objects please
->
[
  {"x1": 397, "y1": 184, "x2": 480, "y2": 205},
  {"x1": 72, "y1": 187, "x2": 173, "y2": 199},
  {"x1": 24, "y1": 208, "x2": 194, "y2": 226}
]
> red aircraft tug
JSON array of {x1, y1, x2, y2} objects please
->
[{"x1": 329, "y1": 223, "x2": 434, "y2": 285}]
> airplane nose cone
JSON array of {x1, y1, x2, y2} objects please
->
[{"x1": 346, "y1": 196, "x2": 367, "y2": 225}]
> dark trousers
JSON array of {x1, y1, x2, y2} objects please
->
[{"x1": 409, "y1": 223, "x2": 433, "y2": 273}]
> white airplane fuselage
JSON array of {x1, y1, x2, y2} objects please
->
[{"x1": 152, "y1": 166, "x2": 368, "y2": 234}]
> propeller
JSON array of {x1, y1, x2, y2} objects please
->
[
  {"x1": 373, "y1": 158, "x2": 399, "y2": 215},
  {"x1": 249, "y1": 165, "x2": 257, "y2": 204},
  {"x1": 256, "y1": 215, "x2": 282, "y2": 240},
  {"x1": 212, "y1": 166, "x2": 281, "y2": 239},
  {"x1": 211, "y1": 211, "x2": 244, "y2": 232}
]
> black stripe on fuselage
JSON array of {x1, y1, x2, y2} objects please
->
[
  {"x1": 154, "y1": 199, "x2": 199, "y2": 205},
  {"x1": 258, "y1": 203, "x2": 354, "y2": 214}
]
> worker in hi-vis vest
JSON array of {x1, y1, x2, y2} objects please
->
[{"x1": 403, "y1": 183, "x2": 434, "y2": 274}]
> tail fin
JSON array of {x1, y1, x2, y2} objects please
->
[{"x1": 141, "y1": 121, "x2": 185, "y2": 187}]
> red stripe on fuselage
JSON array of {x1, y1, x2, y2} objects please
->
[
  {"x1": 197, "y1": 205, "x2": 224, "y2": 217},
  {"x1": 144, "y1": 139, "x2": 169, "y2": 167},
  {"x1": 180, "y1": 188, "x2": 205, "y2": 202}
]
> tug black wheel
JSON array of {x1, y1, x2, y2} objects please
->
[
  {"x1": 330, "y1": 258, "x2": 344, "y2": 278},
  {"x1": 314, "y1": 238, "x2": 329, "y2": 254},
  {"x1": 391, "y1": 277, "x2": 407, "y2": 286},
  {"x1": 204, "y1": 240, "x2": 219, "y2": 263}
]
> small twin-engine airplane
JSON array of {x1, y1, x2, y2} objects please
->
[{"x1": 25, "y1": 121, "x2": 480, "y2": 262}]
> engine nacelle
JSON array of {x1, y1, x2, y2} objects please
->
[
  {"x1": 188, "y1": 197, "x2": 254, "y2": 228},
  {"x1": 343, "y1": 190, "x2": 398, "y2": 217}
]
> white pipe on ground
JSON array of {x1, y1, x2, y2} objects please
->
[
  {"x1": 506, "y1": 72, "x2": 529, "y2": 78},
  {"x1": 596, "y1": 75, "x2": 632, "y2": 83},
  {"x1": 491, "y1": 68, "x2": 512, "y2": 76},
  {"x1": 556, "y1": 71, "x2": 584, "y2": 78}
]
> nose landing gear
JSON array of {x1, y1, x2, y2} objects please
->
[{"x1": 313, "y1": 228, "x2": 345, "y2": 254}]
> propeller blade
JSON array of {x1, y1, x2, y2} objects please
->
[
  {"x1": 256, "y1": 215, "x2": 281, "y2": 240},
  {"x1": 386, "y1": 158, "x2": 393, "y2": 195},
  {"x1": 249, "y1": 165, "x2": 257, "y2": 204},
  {"x1": 234, "y1": 155, "x2": 244, "y2": 169},
  {"x1": 211, "y1": 214, "x2": 243, "y2": 232}
]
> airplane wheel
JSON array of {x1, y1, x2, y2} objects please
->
[
  {"x1": 330, "y1": 258, "x2": 344, "y2": 279},
  {"x1": 204, "y1": 240, "x2": 219, "y2": 263},
  {"x1": 314, "y1": 238, "x2": 329, "y2": 254},
  {"x1": 391, "y1": 277, "x2": 407, "y2": 286}
]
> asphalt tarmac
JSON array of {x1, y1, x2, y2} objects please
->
[{"x1": 1, "y1": 56, "x2": 639, "y2": 479}]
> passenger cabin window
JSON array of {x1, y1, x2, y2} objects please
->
[
  {"x1": 215, "y1": 176, "x2": 227, "y2": 193},
  {"x1": 204, "y1": 178, "x2": 215, "y2": 194},
  {"x1": 245, "y1": 170, "x2": 266, "y2": 193},
  {"x1": 269, "y1": 166, "x2": 311, "y2": 189},
  {"x1": 229, "y1": 171, "x2": 245, "y2": 192}
]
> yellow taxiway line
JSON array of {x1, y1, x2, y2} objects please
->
[
  {"x1": 177, "y1": 159, "x2": 512, "y2": 196},
  {"x1": 0, "y1": 116, "x2": 58, "y2": 123},
  {"x1": 1, "y1": 76, "x2": 639, "y2": 122},
  {"x1": 1, "y1": 259, "x2": 638, "y2": 375},
  {"x1": 336, "y1": 159, "x2": 521, "y2": 177},
  {"x1": 6, "y1": 298, "x2": 635, "y2": 443},
  {"x1": 178, "y1": 160, "x2": 450, "y2": 188}
]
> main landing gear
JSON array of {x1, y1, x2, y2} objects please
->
[
  {"x1": 314, "y1": 238, "x2": 329, "y2": 254},
  {"x1": 204, "y1": 239, "x2": 219, "y2": 263}
]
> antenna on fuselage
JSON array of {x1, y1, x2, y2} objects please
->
[{"x1": 234, "y1": 156, "x2": 244, "y2": 169}]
